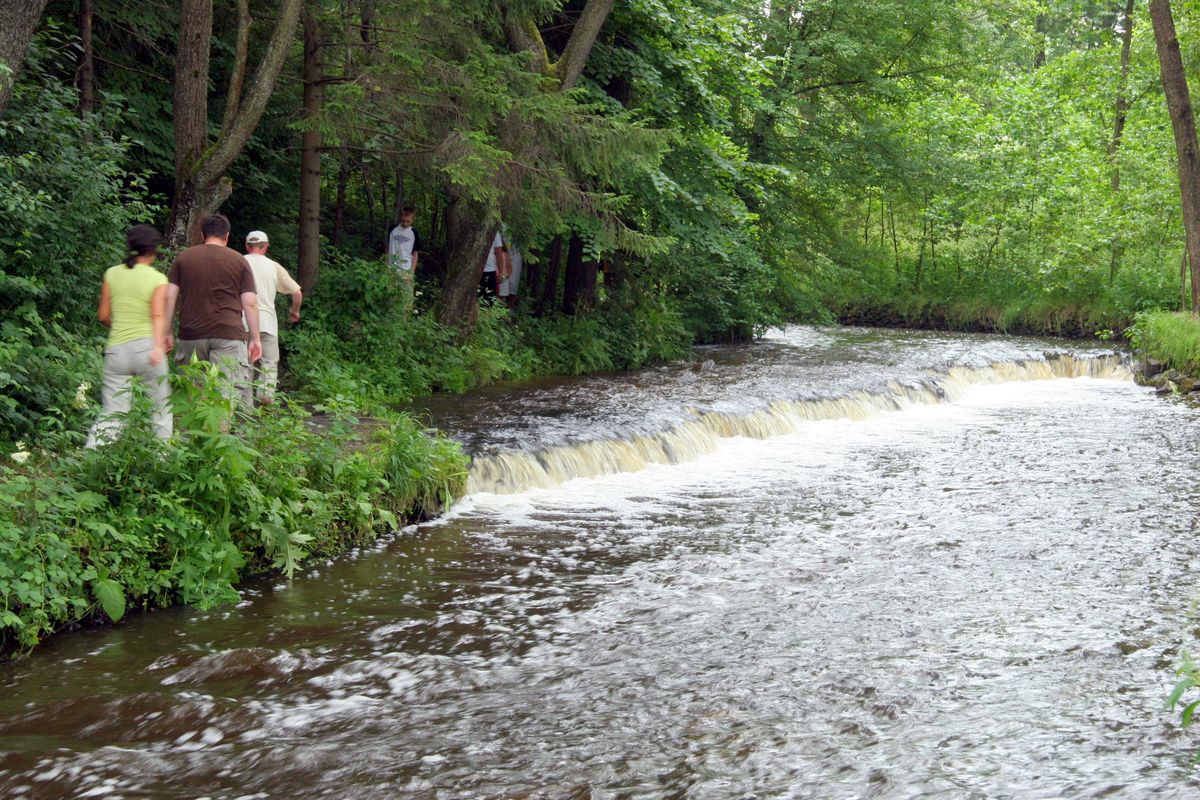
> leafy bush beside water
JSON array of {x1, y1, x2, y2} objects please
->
[
  {"x1": 281, "y1": 253, "x2": 695, "y2": 406},
  {"x1": 1126, "y1": 311, "x2": 1200, "y2": 374},
  {"x1": 0, "y1": 366, "x2": 467, "y2": 653}
]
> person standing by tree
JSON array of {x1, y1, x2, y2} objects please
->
[
  {"x1": 500, "y1": 228, "x2": 523, "y2": 310},
  {"x1": 85, "y1": 224, "x2": 172, "y2": 447},
  {"x1": 387, "y1": 206, "x2": 422, "y2": 310},
  {"x1": 479, "y1": 227, "x2": 508, "y2": 302},
  {"x1": 165, "y1": 213, "x2": 263, "y2": 409},
  {"x1": 243, "y1": 230, "x2": 302, "y2": 405}
]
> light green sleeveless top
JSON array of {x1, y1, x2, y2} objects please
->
[{"x1": 104, "y1": 263, "x2": 167, "y2": 346}]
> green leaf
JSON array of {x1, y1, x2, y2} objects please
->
[
  {"x1": 93, "y1": 578, "x2": 126, "y2": 622},
  {"x1": 1183, "y1": 699, "x2": 1200, "y2": 729}
]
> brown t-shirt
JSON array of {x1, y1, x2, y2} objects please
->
[{"x1": 168, "y1": 244, "x2": 256, "y2": 341}]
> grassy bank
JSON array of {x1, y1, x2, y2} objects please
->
[
  {"x1": 1127, "y1": 311, "x2": 1200, "y2": 374},
  {"x1": 0, "y1": 365, "x2": 466, "y2": 654}
]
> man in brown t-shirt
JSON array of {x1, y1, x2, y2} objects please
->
[{"x1": 164, "y1": 214, "x2": 263, "y2": 409}]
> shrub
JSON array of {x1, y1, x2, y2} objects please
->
[{"x1": 0, "y1": 364, "x2": 468, "y2": 654}]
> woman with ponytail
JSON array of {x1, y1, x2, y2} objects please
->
[{"x1": 85, "y1": 224, "x2": 172, "y2": 446}]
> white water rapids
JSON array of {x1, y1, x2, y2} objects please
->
[{"x1": 1, "y1": 326, "x2": 1199, "y2": 799}]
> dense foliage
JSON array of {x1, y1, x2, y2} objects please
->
[
  {"x1": 7, "y1": 1, "x2": 1200, "y2": 649},
  {"x1": 0, "y1": 365, "x2": 465, "y2": 651}
]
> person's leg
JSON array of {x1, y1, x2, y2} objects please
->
[
  {"x1": 396, "y1": 268, "x2": 414, "y2": 314},
  {"x1": 478, "y1": 271, "x2": 496, "y2": 302},
  {"x1": 86, "y1": 343, "x2": 135, "y2": 447},
  {"x1": 209, "y1": 338, "x2": 251, "y2": 411},
  {"x1": 174, "y1": 338, "x2": 208, "y2": 367},
  {"x1": 255, "y1": 333, "x2": 280, "y2": 404},
  {"x1": 130, "y1": 339, "x2": 173, "y2": 440}
]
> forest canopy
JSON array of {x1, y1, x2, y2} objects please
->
[{"x1": 2, "y1": 0, "x2": 1199, "y2": 441}]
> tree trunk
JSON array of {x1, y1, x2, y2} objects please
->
[
  {"x1": 561, "y1": 235, "x2": 598, "y2": 314},
  {"x1": 538, "y1": 234, "x2": 564, "y2": 315},
  {"x1": 1181, "y1": 246, "x2": 1190, "y2": 311},
  {"x1": 1150, "y1": 0, "x2": 1200, "y2": 315},
  {"x1": 219, "y1": 0, "x2": 251, "y2": 138},
  {"x1": 1109, "y1": 0, "x2": 1135, "y2": 284},
  {"x1": 166, "y1": 0, "x2": 303, "y2": 247},
  {"x1": 298, "y1": 4, "x2": 322, "y2": 290},
  {"x1": 437, "y1": 192, "x2": 494, "y2": 329},
  {"x1": 333, "y1": 146, "x2": 348, "y2": 246},
  {"x1": 78, "y1": 0, "x2": 96, "y2": 116},
  {"x1": 607, "y1": 252, "x2": 627, "y2": 294},
  {"x1": 168, "y1": 0, "x2": 213, "y2": 245},
  {"x1": 0, "y1": 0, "x2": 48, "y2": 120},
  {"x1": 362, "y1": 166, "x2": 376, "y2": 238},
  {"x1": 393, "y1": 168, "x2": 404, "y2": 225}
]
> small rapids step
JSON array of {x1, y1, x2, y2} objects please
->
[{"x1": 466, "y1": 353, "x2": 1131, "y2": 495}]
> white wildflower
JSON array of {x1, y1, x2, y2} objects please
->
[
  {"x1": 74, "y1": 381, "x2": 92, "y2": 409},
  {"x1": 10, "y1": 450, "x2": 29, "y2": 464}
]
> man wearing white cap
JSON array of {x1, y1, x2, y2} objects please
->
[{"x1": 244, "y1": 230, "x2": 302, "y2": 404}]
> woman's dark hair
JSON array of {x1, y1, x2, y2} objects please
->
[{"x1": 124, "y1": 224, "x2": 162, "y2": 268}]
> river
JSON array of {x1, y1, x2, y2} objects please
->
[{"x1": 2, "y1": 326, "x2": 1200, "y2": 798}]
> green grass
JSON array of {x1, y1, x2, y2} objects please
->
[{"x1": 1129, "y1": 311, "x2": 1200, "y2": 373}]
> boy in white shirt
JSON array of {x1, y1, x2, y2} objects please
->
[
  {"x1": 387, "y1": 206, "x2": 422, "y2": 310},
  {"x1": 244, "y1": 230, "x2": 302, "y2": 404}
]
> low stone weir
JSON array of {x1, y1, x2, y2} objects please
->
[{"x1": 466, "y1": 353, "x2": 1131, "y2": 494}]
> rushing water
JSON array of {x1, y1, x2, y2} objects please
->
[{"x1": 3, "y1": 326, "x2": 1200, "y2": 799}]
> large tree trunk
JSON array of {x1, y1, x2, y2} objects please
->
[
  {"x1": 166, "y1": 0, "x2": 303, "y2": 247},
  {"x1": 167, "y1": 0, "x2": 213, "y2": 245},
  {"x1": 1108, "y1": 0, "x2": 1135, "y2": 284},
  {"x1": 0, "y1": 0, "x2": 48, "y2": 120},
  {"x1": 298, "y1": 4, "x2": 322, "y2": 290},
  {"x1": 1150, "y1": 0, "x2": 1200, "y2": 314},
  {"x1": 437, "y1": 192, "x2": 495, "y2": 329}
]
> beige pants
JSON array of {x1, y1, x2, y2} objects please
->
[
  {"x1": 175, "y1": 337, "x2": 250, "y2": 410},
  {"x1": 86, "y1": 338, "x2": 172, "y2": 447},
  {"x1": 247, "y1": 332, "x2": 280, "y2": 404}
]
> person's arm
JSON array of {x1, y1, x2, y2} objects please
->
[
  {"x1": 241, "y1": 292, "x2": 263, "y2": 362},
  {"x1": 498, "y1": 246, "x2": 511, "y2": 282},
  {"x1": 149, "y1": 284, "x2": 168, "y2": 366},
  {"x1": 164, "y1": 283, "x2": 180, "y2": 352},
  {"x1": 276, "y1": 264, "x2": 303, "y2": 323},
  {"x1": 96, "y1": 280, "x2": 112, "y2": 326},
  {"x1": 288, "y1": 289, "x2": 303, "y2": 323}
]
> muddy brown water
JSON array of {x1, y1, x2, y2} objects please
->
[{"x1": 2, "y1": 326, "x2": 1200, "y2": 799}]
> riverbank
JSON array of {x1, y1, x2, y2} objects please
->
[
  {"x1": 0, "y1": 367, "x2": 467, "y2": 656},
  {"x1": 833, "y1": 298, "x2": 1129, "y2": 339},
  {"x1": 1126, "y1": 310, "x2": 1200, "y2": 393}
]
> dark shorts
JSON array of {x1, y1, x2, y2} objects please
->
[{"x1": 478, "y1": 271, "x2": 498, "y2": 300}]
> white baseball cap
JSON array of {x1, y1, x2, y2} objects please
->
[{"x1": 246, "y1": 230, "x2": 269, "y2": 244}]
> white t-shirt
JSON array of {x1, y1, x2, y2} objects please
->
[
  {"x1": 483, "y1": 231, "x2": 504, "y2": 273},
  {"x1": 388, "y1": 225, "x2": 420, "y2": 271},
  {"x1": 244, "y1": 253, "x2": 301, "y2": 336}
]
